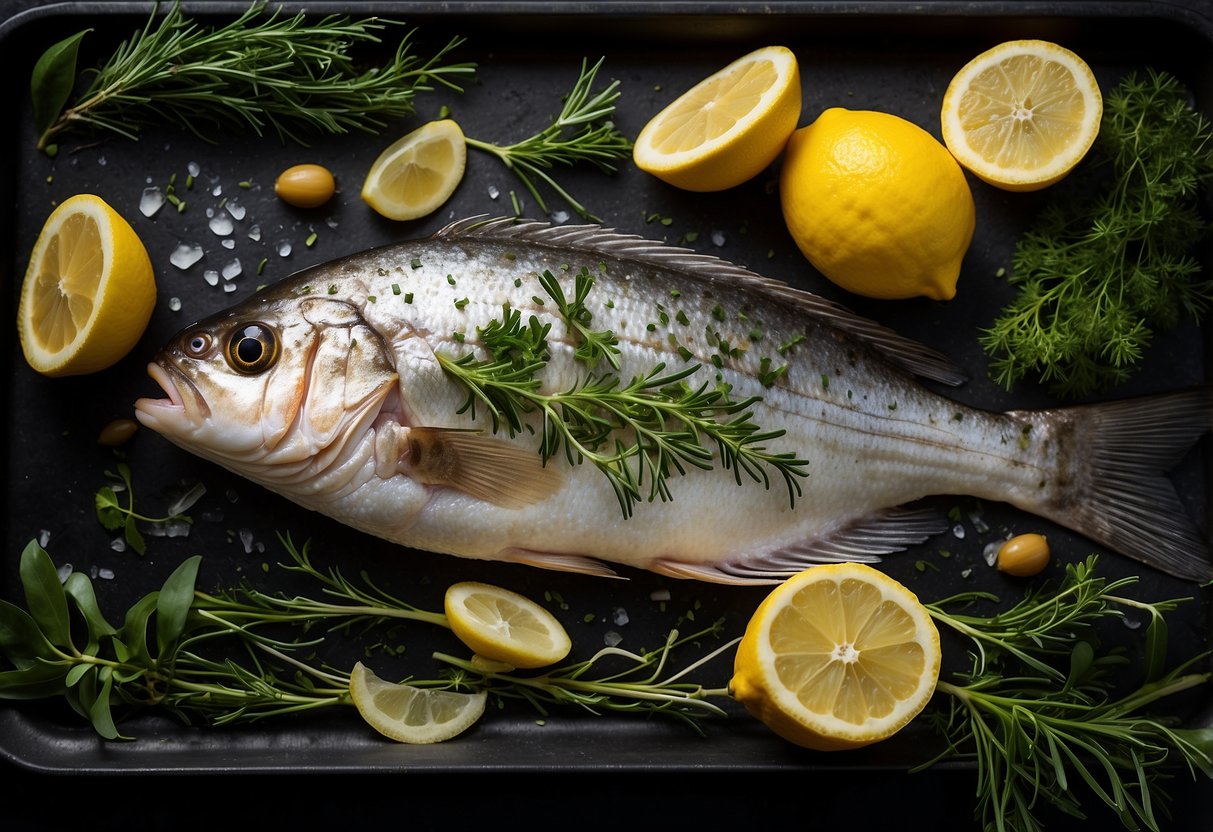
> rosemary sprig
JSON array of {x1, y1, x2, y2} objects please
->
[
  {"x1": 31, "y1": 1, "x2": 477, "y2": 151},
  {"x1": 464, "y1": 57, "x2": 632, "y2": 220},
  {"x1": 437, "y1": 269, "x2": 808, "y2": 517},
  {"x1": 921, "y1": 556, "x2": 1212, "y2": 832},
  {"x1": 980, "y1": 70, "x2": 1213, "y2": 397}
]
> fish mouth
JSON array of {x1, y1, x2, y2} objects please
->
[{"x1": 134, "y1": 360, "x2": 210, "y2": 431}]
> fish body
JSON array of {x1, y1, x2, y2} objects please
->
[{"x1": 134, "y1": 218, "x2": 1213, "y2": 583}]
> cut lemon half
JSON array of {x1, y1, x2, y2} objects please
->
[
  {"x1": 361, "y1": 119, "x2": 467, "y2": 220},
  {"x1": 730, "y1": 563, "x2": 941, "y2": 752},
  {"x1": 17, "y1": 193, "x2": 156, "y2": 377},
  {"x1": 444, "y1": 581, "x2": 572, "y2": 670},
  {"x1": 633, "y1": 45, "x2": 801, "y2": 192},
  {"x1": 349, "y1": 661, "x2": 486, "y2": 744},
  {"x1": 941, "y1": 39, "x2": 1102, "y2": 191}
]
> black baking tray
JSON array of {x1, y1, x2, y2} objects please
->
[{"x1": 2, "y1": 0, "x2": 1212, "y2": 780}]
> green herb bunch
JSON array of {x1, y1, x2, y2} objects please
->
[
  {"x1": 0, "y1": 536, "x2": 730, "y2": 739},
  {"x1": 921, "y1": 557, "x2": 1213, "y2": 832},
  {"x1": 981, "y1": 69, "x2": 1213, "y2": 398},
  {"x1": 437, "y1": 266, "x2": 809, "y2": 517},
  {"x1": 31, "y1": 1, "x2": 476, "y2": 152}
]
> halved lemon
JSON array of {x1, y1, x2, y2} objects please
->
[
  {"x1": 361, "y1": 119, "x2": 467, "y2": 221},
  {"x1": 941, "y1": 39, "x2": 1102, "y2": 191},
  {"x1": 633, "y1": 45, "x2": 802, "y2": 192},
  {"x1": 729, "y1": 563, "x2": 941, "y2": 752},
  {"x1": 444, "y1": 581, "x2": 572, "y2": 670},
  {"x1": 349, "y1": 661, "x2": 487, "y2": 744},
  {"x1": 17, "y1": 193, "x2": 156, "y2": 377}
]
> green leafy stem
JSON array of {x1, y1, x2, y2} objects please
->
[{"x1": 438, "y1": 266, "x2": 809, "y2": 518}]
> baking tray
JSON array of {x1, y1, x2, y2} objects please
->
[{"x1": 2, "y1": 0, "x2": 1212, "y2": 779}]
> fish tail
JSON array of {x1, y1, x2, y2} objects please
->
[{"x1": 1034, "y1": 388, "x2": 1213, "y2": 582}]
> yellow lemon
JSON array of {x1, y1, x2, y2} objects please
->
[
  {"x1": 942, "y1": 40, "x2": 1102, "y2": 192},
  {"x1": 444, "y1": 581, "x2": 572, "y2": 670},
  {"x1": 633, "y1": 45, "x2": 801, "y2": 192},
  {"x1": 730, "y1": 562, "x2": 941, "y2": 752},
  {"x1": 361, "y1": 119, "x2": 467, "y2": 221},
  {"x1": 349, "y1": 661, "x2": 486, "y2": 744},
  {"x1": 17, "y1": 193, "x2": 156, "y2": 377},
  {"x1": 779, "y1": 108, "x2": 975, "y2": 301}
]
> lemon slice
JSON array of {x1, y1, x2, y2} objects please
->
[
  {"x1": 941, "y1": 39, "x2": 1102, "y2": 191},
  {"x1": 349, "y1": 661, "x2": 486, "y2": 744},
  {"x1": 17, "y1": 193, "x2": 156, "y2": 377},
  {"x1": 729, "y1": 563, "x2": 941, "y2": 752},
  {"x1": 361, "y1": 119, "x2": 467, "y2": 221},
  {"x1": 633, "y1": 45, "x2": 801, "y2": 192},
  {"x1": 444, "y1": 581, "x2": 572, "y2": 670}
]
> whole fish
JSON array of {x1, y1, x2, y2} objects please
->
[{"x1": 134, "y1": 217, "x2": 1213, "y2": 583}]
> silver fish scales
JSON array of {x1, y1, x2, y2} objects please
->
[{"x1": 134, "y1": 217, "x2": 1213, "y2": 584}]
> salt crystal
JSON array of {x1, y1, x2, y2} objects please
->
[
  {"x1": 168, "y1": 297, "x2": 182, "y2": 312},
  {"x1": 39, "y1": 529, "x2": 51, "y2": 547},
  {"x1": 983, "y1": 541, "x2": 1001, "y2": 566},
  {"x1": 604, "y1": 631, "x2": 622, "y2": 647},
  {"x1": 711, "y1": 230, "x2": 726, "y2": 247},
  {"x1": 223, "y1": 282, "x2": 237, "y2": 293},
  {"x1": 968, "y1": 510, "x2": 989, "y2": 534},
  {"x1": 612, "y1": 607, "x2": 629, "y2": 626},
  {"x1": 111, "y1": 538, "x2": 126, "y2": 552},
  {"x1": 549, "y1": 210, "x2": 570, "y2": 224},
  {"x1": 277, "y1": 240, "x2": 292, "y2": 257},
  {"x1": 247, "y1": 224, "x2": 262, "y2": 242},
  {"x1": 206, "y1": 206, "x2": 215, "y2": 218},
  {"x1": 139, "y1": 187, "x2": 165, "y2": 217},
  {"x1": 170, "y1": 243, "x2": 204, "y2": 270},
  {"x1": 222, "y1": 239, "x2": 236, "y2": 249},
  {"x1": 221, "y1": 258, "x2": 242, "y2": 280},
  {"x1": 209, "y1": 215, "x2": 234, "y2": 236},
  {"x1": 649, "y1": 589, "x2": 671, "y2": 602},
  {"x1": 98, "y1": 568, "x2": 115, "y2": 580},
  {"x1": 167, "y1": 482, "x2": 206, "y2": 517},
  {"x1": 325, "y1": 217, "x2": 339, "y2": 230},
  {"x1": 239, "y1": 528, "x2": 255, "y2": 554},
  {"x1": 97, "y1": 155, "x2": 107, "y2": 166},
  {"x1": 226, "y1": 201, "x2": 246, "y2": 221},
  {"x1": 187, "y1": 161, "x2": 201, "y2": 177},
  {"x1": 952, "y1": 523, "x2": 966, "y2": 539},
  {"x1": 487, "y1": 185, "x2": 500, "y2": 200},
  {"x1": 56, "y1": 563, "x2": 72, "y2": 583},
  {"x1": 203, "y1": 269, "x2": 219, "y2": 286},
  {"x1": 163, "y1": 519, "x2": 191, "y2": 538},
  {"x1": 1122, "y1": 617, "x2": 1143, "y2": 631},
  {"x1": 212, "y1": 184, "x2": 223, "y2": 197}
]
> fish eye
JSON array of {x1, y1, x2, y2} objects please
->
[
  {"x1": 185, "y1": 332, "x2": 213, "y2": 357},
  {"x1": 226, "y1": 323, "x2": 279, "y2": 375}
]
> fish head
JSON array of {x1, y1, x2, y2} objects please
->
[{"x1": 134, "y1": 294, "x2": 400, "y2": 471}]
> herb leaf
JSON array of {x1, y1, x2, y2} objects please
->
[
  {"x1": 18, "y1": 539, "x2": 71, "y2": 649},
  {"x1": 30, "y1": 28, "x2": 90, "y2": 136}
]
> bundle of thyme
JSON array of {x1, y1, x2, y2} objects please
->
[
  {"x1": 30, "y1": 1, "x2": 476, "y2": 151},
  {"x1": 981, "y1": 70, "x2": 1213, "y2": 397}
]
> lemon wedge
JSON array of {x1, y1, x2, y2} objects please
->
[
  {"x1": 361, "y1": 119, "x2": 467, "y2": 220},
  {"x1": 729, "y1": 563, "x2": 941, "y2": 752},
  {"x1": 633, "y1": 45, "x2": 801, "y2": 192},
  {"x1": 444, "y1": 581, "x2": 572, "y2": 670},
  {"x1": 941, "y1": 39, "x2": 1102, "y2": 191},
  {"x1": 17, "y1": 193, "x2": 156, "y2": 377},
  {"x1": 349, "y1": 661, "x2": 486, "y2": 744}
]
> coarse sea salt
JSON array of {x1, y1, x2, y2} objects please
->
[
  {"x1": 170, "y1": 243, "x2": 204, "y2": 270},
  {"x1": 139, "y1": 187, "x2": 165, "y2": 218}
]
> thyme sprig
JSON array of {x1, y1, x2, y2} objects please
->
[
  {"x1": 464, "y1": 57, "x2": 632, "y2": 220},
  {"x1": 31, "y1": 1, "x2": 476, "y2": 151},
  {"x1": 981, "y1": 70, "x2": 1213, "y2": 397},
  {"x1": 437, "y1": 269, "x2": 808, "y2": 517}
]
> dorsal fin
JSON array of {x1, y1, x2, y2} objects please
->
[{"x1": 433, "y1": 216, "x2": 966, "y2": 386}]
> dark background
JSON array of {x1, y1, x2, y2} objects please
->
[{"x1": 4, "y1": 1, "x2": 1213, "y2": 829}]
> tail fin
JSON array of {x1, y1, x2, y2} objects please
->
[{"x1": 1031, "y1": 388, "x2": 1213, "y2": 582}]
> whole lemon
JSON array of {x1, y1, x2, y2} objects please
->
[{"x1": 779, "y1": 108, "x2": 976, "y2": 301}]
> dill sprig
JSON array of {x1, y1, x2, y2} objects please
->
[
  {"x1": 980, "y1": 69, "x2": 1213, "y2": 397},
  {"x1": 31, "y1": 1, "x2": 477, "y2": 151},
  {"x1": 920, "y1": 556, "x2": 1213, "y2": 832},
  {"x1": 464, "y1": 57, "x2": 632, "y2": 220},
  {"x1": 437, "y1": 269, "x2": 808, "y2": 517}
]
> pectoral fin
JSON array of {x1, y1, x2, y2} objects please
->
[{"x1": 376, "y1": 423, "x2": 562, "y2": 509}]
